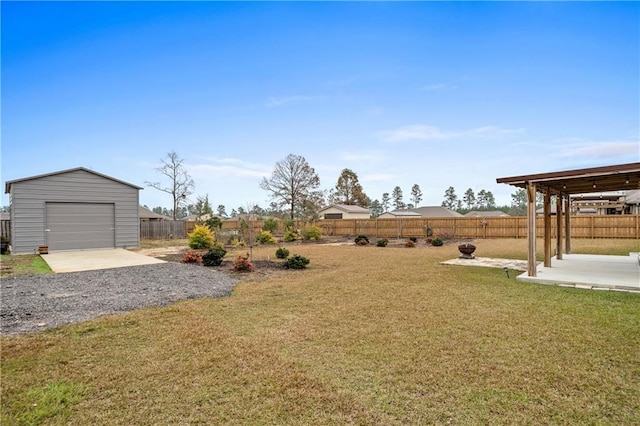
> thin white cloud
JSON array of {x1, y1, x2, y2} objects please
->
[
  {"x1": 323, "y1": 77, "x2": 356, "y2": 88},
  {"x1": 265, "y1": 95, "x2": 322, "y2": 107},
  {"x1": 379, "y1": 124, "x2": 525, "y2": 143},
  {"x1": 361, "y1": 173, "x2": 395, "y2": 183},
  {"x1": 555, "y1": 140, "x2": 640, "y2": 161},
  {"x1": 187, "y1": 157, "x2": 271, "y2": 179},
  {"x1": 420, "y1": 83, "x2": 458, "y2": 91},
  {"x1": 339, "y1": 150, "x2": 385, "y2": 164}
]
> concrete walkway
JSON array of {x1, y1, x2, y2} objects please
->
[
  {"x1": 42, "y1": 248, "x2": 166, "y2": 273},
  {"x1": 517, "y1": 253, "x2": 640, "y2": 292}
]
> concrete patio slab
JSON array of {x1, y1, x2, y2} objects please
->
[
  {"x1": 42, "y1": 248, "x2": 166, "y2": 273},
  {"x1": 441, "y1": 257, "x2": 529, "y2": 271},
  {"x1": 517, "y1": 253, "x2": 640, "y2": 292}
]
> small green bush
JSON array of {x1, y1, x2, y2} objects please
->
[
  {"x1": 188, "y1": 225, "x2": 215, "y2": 249},
  {"x1": 409, "y1": 237, "x2": 417, "y2": 243},
  {"x1": 262, "y1": 218, "x2": 278, "y2": 233},
  {"x1": 283, "y1": 254, "x2": 310, "y2": 269},
  {"x1": 376, "y1": 239, "x2": 388, "y2": 247},
  {"x1": 355, "y1": 235, "x2": 369, "y2": 245},
  {"x1": 202, "y1": 244, "x2": 227, "y2": 266},
  {"x1": 301, "y1": 225, "x2": 322, "y2": 241},
  {"x1": 205, "y1": 217, "x2": 223, "y2": 231},
  {"x1": 431, "y1": 237, "x2": 444, "y2": 246},
  {"x1": 256, "y1": 230, "x2": 277, "y2": 245},
  {"x1": 275, "y1": 247, "x2": 290, "y2": 259}
]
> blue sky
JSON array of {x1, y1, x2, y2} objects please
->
[{"x1": 2, "y1": 1, "x2": 639, "y2": 211}]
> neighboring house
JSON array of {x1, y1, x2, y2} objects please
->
[
  {"x1": 318, "y1": 204, "x2": 371, "y2": 220},
  {"x1": 536, "y1": 190, "x2": 640, "y2": 215},
  {"x1": 464, "y1": 210, "x2": 511, "y2": 217},
  {"x1": 406, "y1": 206, "x2": 464, "y2": 218},
  {"x1": 182, "y1": 213, "x2": 222, "y2": 222},
  {"x1": 571, "y1": 190, "x2": 640, "y2": 215},
  {"x1": 379, "y1": 210, "x2": 422, "y2": 219},
  {"x1": 4, "y1": 167, "x2": 141, "y2": 253},
  {"x1": 139, "y1": 206, "x2": 170, "y2": 221}
]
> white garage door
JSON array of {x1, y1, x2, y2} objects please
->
[{"x1": 46, "y1": 203, "x2": 115, "y2": 251}]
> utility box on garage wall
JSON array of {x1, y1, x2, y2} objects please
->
[{"x1": 4, "y1": 167, "x2": 142, "y2": 254}]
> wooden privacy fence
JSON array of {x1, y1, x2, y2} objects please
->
[
  {"x1": 1, "y1": 220, "x2": 10, "y2": 241},
  {"x1": 140, "y1": 220, "x2": 186, "y2": 239},
  {"x1": 203, "y1": 215, "x2": 640, "y2": 240}
]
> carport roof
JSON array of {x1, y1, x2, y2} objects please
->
[
  {"x1": 5, "y1": 167, "x2": 143, "y2": 193},
  {"x1": 496, "y1": 162, "x2": 640, "y2": 195}
]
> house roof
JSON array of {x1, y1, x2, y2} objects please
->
[
  {"x1": 496, "y1": 162, "x2": 640, "y2": 195},
  {"x1": 139, "y1": 206, "x2": 170, "y2": 220},
  {"x1": 5, "y1": 167, "x2": 143, "y2": 194},
  {"x1": 407, "y1": 206, "x2": 463, "y2": 218},
  {"x1": 382, "y1": 210, "x2": 422, "y2": 217},
  {"x1": 464, "y1": 210, "x2": 511, "y2": 217},
  {"x1": 318, "y1": 204, "x2": 371, "y2": 214}
]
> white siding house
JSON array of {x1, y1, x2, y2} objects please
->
[
  {"x1": 318, "y1": 204, "x2": 371, "y2": 220},
  {"x1": 5, "y1": 167, "x2": 141, "y2": 254}
]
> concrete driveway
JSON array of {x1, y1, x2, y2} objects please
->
[{"x1": 42, "y1": 248, "x2": 166, "y2": 273}]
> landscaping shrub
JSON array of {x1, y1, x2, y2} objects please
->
[
  {"x1": 405, "y1": 239, "x2": 416, "y2": 248},
  {"x1": 409, "y1": 236, "x2": 417, "y2": 243},
  {"x1": 355, "y1": 235, "x2": 369, "y2": 245},
  {"x1": 283, "y1": 254, "x2": 310, "y2": 269},
  {"x1": 439, "y1": 230, "x2": 453, "y2": 240},
  {"x1": 284, "y1": 230, "x2": 298, "y2": 242},
  {"x1": 188, "y1": 225, "x2": 215, "y2": 249},
  {"x1": 376, "y1": 238, "x2": 388, "y2": 247},
  {"x1": 275, "y1": 247, "x2": 290, "y2": 259},
  {"x1": 262, "y1": 218, "x2": 278, "y2": 233},
  {"x1": 202, "y1": 244, "x2": 227, "y2": 267},
  {"x1": 256, "y1": 230, "x2": 277, "y2": 245},
  {"x1": 182, "y1": 251, "x2": 202, "y2": 264},
  {"x1": 301, "y1": 225, "x2": 322, "y2": 241},
  {"x1": 431, "y1": 237, "x2": 444, "y2": 246},
  {"x1": 232, "y1": 254, "x2": 253, "y2": 272}
]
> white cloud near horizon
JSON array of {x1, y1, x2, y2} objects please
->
[{"x1": 380, "y1": 124, "x2": 525, "y2": 143}]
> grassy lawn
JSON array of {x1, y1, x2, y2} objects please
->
[
  {"x1": 0, "y1": 254, "x2": 53, "y2": 278},
  {"x1": 1, "y1": 239, "x2": 639, "y2": 424}
]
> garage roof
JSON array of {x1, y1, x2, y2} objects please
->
[
  {"x1": 5, "y1": 167, "x2": 143, "y2": 193},
  {"x1": 496, "y1": 162, "x2": 640, "y2": 195}
]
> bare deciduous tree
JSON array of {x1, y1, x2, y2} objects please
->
[
  {"x1": 260, "y1": 154, "x2": 320, "y2": 220},
  {"x1": 145, "y1": 151, "x2": 195, "y2": 220}
]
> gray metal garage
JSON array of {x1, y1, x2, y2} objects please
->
[{"x1": 4, "y1": 167, "x2": 141, "y2": 254}]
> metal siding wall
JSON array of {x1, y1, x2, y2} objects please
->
[{"x1": 9, "y1": 169, "x2": 140, "y2": 253}]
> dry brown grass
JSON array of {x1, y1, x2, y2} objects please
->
[{"x1": 2, "y1": 239, "x2": 639, "y2": 424}]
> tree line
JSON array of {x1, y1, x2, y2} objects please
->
[{"x1": 146, "y1": 152, "x2": 538, "y2": 220}]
